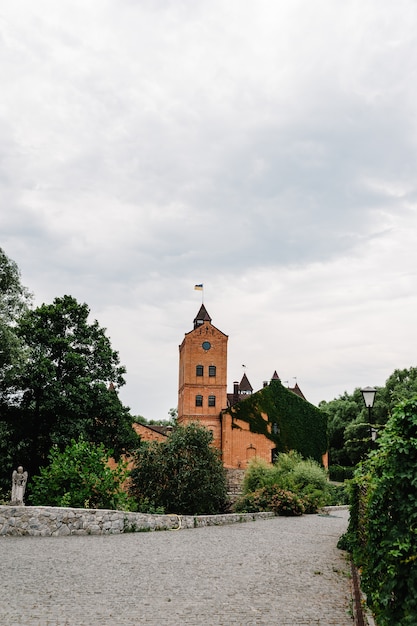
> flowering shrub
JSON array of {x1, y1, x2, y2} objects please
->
[
  {"x1": 234, "y1": 484, "x2": 304, "y2": 516},
  {"x1": 239, "y1": 452, "x2": 331, "y2": 514}
]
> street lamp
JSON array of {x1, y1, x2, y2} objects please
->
[
  {"x1": 360, "y1": 386, "x2": 377, "y2": 420},
  {"x1": 361, "y1": 386, "x2": 377, "y2": 441}
]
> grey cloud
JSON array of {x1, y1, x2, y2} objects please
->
[{"x1": 2, "y1": 1, "x2": 417, "y2": 418}]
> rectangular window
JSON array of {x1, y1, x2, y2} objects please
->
[
  {"x1": 196, "y1": 365, "x2": 203, "y2": 376},
  {"x1": 195, "y1": 395, "x2": 203, "y2": 407},
  {"x1": 208, "y1": 365, "x2": 216, "y2": 377},
  {"x1": 208, "y1": 395, "x2": 216, "y2": 407}
]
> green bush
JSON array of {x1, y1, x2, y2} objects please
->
[
  {"x1": 298, "y1": 486, "x2": 327, "y2": 513},
  {"x1": 347, "y1": 397, "x2": 417, "y2": 625},
  {"x1": 328, "y1": 465, "x2": 354, "y2": 482},
  {"x1": 291, "y1": 458, "x2": 328, "y2": 491},
  {"x1": 234, "y1": 484, "x2": 304, "y2": 516},
  {"x1": 326, "y1": 483, "x2": 350, "y2": 506},
  {"x1": 29, "y1": 438, "x2": 133, "y2": 510},
  {"x1": 273, "y1": 450, "x2": 303, "y2": 480},
  {"x1": 242, "y1": 457, "x2": 278, "y2": 493},
  {"x1": 240, "y1": 451, "x2": 332, "y2": 514},
  {"x1": 233, "y1": 491, "x2": 259, "y2": 513},
  {"x1": 135, "y1": 497, "x2": 165, "y2": 515},
  {"x1": 268, "y1": 488, "x2": 305, "y2": 516}
]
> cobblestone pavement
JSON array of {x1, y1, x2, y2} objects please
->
[{"x1": 0, "y1": 509, "x2": 352, "y2": 625}]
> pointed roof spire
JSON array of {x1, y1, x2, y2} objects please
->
[
  {"x1": 290, "y1": 382, "x2": 306, "y2": 401},
  {"x1": 239, "y1": 372, "x2": 253, "y2": 393},
  {"x1": 271, "y1": 371, "x2": 280, "y2": 381},
  {"x1": 193, "y1": 304, "x2": 212, "y2": 329}
]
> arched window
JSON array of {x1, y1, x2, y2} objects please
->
[
  {"x1": 208, "y1": 395, "x2": 216, "y2": 407},
  {"x1": 196, "y1": 365, "x2": 203, "y2": 376},
  {"x1": 208, "y1": 365, "x2": 216, "y2": 377},
  {"x1": 246, "y1": 444, "x2": 256, "y2": 462},
  {"x1": 195, "y1": 395, "x2": 203, "y2": 407}
]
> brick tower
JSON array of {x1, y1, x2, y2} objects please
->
[{"x1": 177, "y1": 305, "x2": 228, "y2": 449}]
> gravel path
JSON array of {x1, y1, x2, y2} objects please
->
[{"x1": 0, "y1": 508, "x2": 352, "y2": 625}]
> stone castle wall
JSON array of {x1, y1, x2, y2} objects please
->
[{"x1": 0, "y1": 505, "x2": 273, "y2": 537}]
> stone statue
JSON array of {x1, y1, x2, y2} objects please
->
[{"x1": 11, "y1": 466, "x2": 28, "y2": 505}]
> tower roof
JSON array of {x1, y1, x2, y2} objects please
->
[
  {"x1": 193, "y1": 304, "x2": 212, "y2": 329},
  {"x1": 239, "y1": 373, "x2": 253, "y2": 392},
  {"x1": 290, "y1": 382, "x2": 306, "y2": 401}
]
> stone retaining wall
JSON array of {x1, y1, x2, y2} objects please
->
[
  {"x1": 0, "y1": 505, "x2": 274, "y2": 537},
  {"x1": 225, "y1": 468, "x2": 245, "y2": 496}
]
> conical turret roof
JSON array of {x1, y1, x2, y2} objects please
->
[
  {"x1": 239, "y1": 373, "x2": 253, "y2": 392},
  {"x1": 193, "y1": 304, "x2": 212, "y2": 329}
]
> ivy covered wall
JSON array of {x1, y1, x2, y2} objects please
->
[{"x1": 223, "y1": 379, "x2": 328, "y2": 464}]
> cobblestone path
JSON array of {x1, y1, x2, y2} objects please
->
[{"x1": 0, "y1": 509, "x2": 352, "y2": 625}]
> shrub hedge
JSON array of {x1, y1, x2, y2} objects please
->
[{"x1": 343, "y1": 397, "x2": 417, "y2": 625}]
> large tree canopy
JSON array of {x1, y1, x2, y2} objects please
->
[
  {"x1": 0, "y1": 248, "x2": 31, "y2": 322},
  {"x1": 130, "y1": 423, "x2": 227, "y2": 515},
  {"x1": 5, "y1": 295, "x2": 137, "y2": 482},
  {"x1": 0, "y1": 248, "x2": 32, "y2": 496},
  {"x1": 0, "y1": 247, "x2": 32, "y2": 399},
  {"x1": 320, "y1": 366, "x2": 417, "y2": 466}
]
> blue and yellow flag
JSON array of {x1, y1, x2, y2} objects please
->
[{"x1": 194, "y1": 284, "x2": 203, "y2": 291}]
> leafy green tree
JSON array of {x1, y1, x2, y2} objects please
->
[
  {"x1": 343, "y1": 418, "x2": 377, "y2": 464},
  {"x1": 0, "y1": 247, "x2": 31, "y2": 401},
  {"x1": 377, "y1": 367, "x2": 417, "y2": 419},
  {"x1": 8, "y1": 295, "x2": 137, "y2": 479},
  {"x1": 132, "y1": 407, "x2": 177, "y2": 427},
  {"x1": 167, "y1": 406, "x2": 178, "y2": 421},
  {"x1": 320, "y1": 391, "x2": 363, "y2": 465},
  {"x1": 132, "y1": 414, "x2": 147, "y2": 424},
  {"x1": 320, "y1": 371, "x2": 417, "y2": 468},
  {"x1": 30, "y1": 438, "x2": 133, "y2": 510},
  {"x1": 0, "y1": 248, "x2": 32, "y2": 387},
  {"x1": 130, "y1": 423, "x2": 227, "y2": 515},
  {"x1": 0, "y1": 248, "x2": 32, "y2": 494}
]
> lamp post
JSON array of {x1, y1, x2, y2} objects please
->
[{"x1": 361, "y1": 386, "x2": 377, "y2": 440}]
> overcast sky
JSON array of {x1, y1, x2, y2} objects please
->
[{"x1": 2, "y1": 1, "x2": 417, "y2": 420}]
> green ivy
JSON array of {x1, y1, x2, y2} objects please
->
[
  {"x1": 347, "y1": 397, "x2": 417, "y2": 625},
  {"x1": 223, "y1": 379, "x2": 327, "y2": 464}
]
